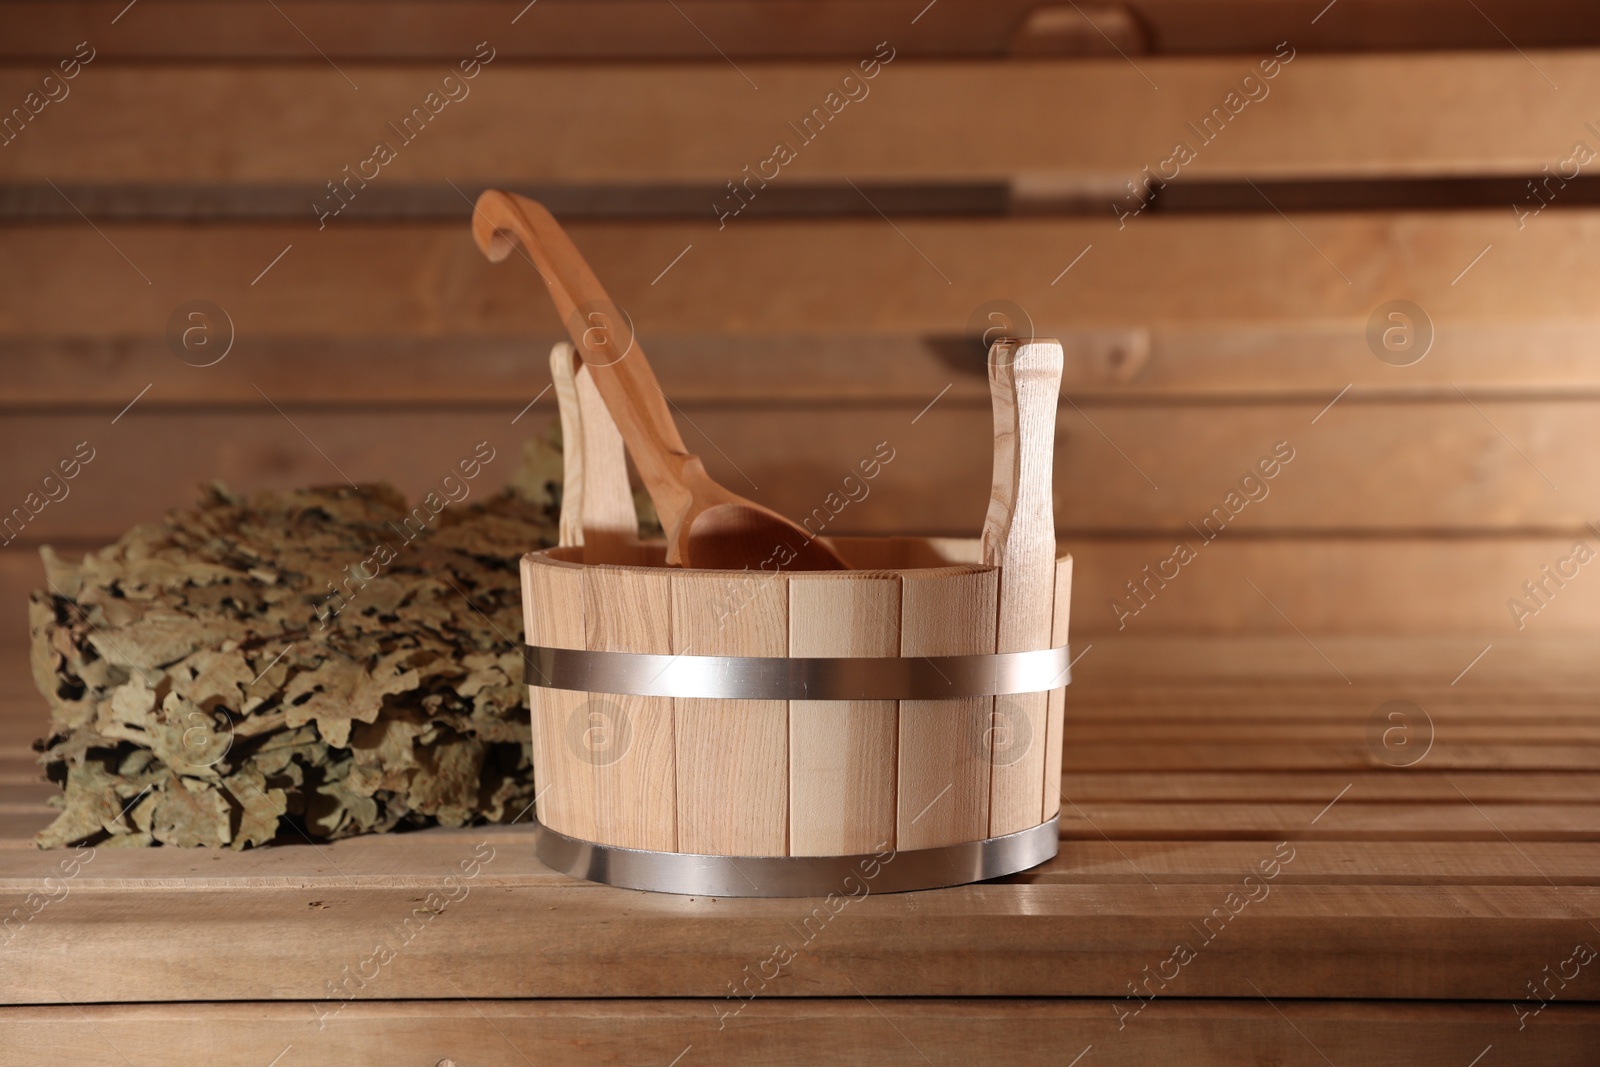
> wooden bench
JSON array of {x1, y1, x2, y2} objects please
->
[{"x1": 1, "y1": 1, "x2": 1597, "y2": 1062}]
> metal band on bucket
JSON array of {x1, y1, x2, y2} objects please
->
[
  {"x1": 523, "y1": 643, "x2": 1072, "y2": 700},
  {"x1": 531, "y1": 814, "x2": 1060, "y2": 896}
]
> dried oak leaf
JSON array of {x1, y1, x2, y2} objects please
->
[{"x1": 149, "y1": 773, "x2": 232, "y2": 848}]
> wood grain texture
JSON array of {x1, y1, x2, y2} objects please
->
[
  {"x1": 11, "y1": 55, "x2": 1600, "y2": 182},
  {"x1": 1042, "y1": 554, "x2": 1072, "y2": 821},
  {"x1": 520, "y1": 556, "x2": 590, "y2": 841},
  {"x1": 670, "y1": 570, "x2": 789, "y2": 855},
  {"x1": 20, "y1": 403, "x2": 1600, "y2": 546},
  {"x1": 897, "y1": 566, "x2": 999, "y2": 849},
  {"x1": 3, "y1": 637, "x2": 1600, "y2": 1006},
  {"x1": 579, "y1": 566, "x2": 676, "y2": 851},
  {"x1": 574, "y1": 357, "x2": 640, "y2": 561},
  {"x1": 3, "y1": 999, "x2": 1598, "y2": 1067},
  {"x1": 20, "y1": 325, "x2": 1600, "y2": 406},
  {"x1": 983, "y1": 340, "x2": 1061, "y2": 836},
  {"x1": 11, "y1": 216, "x2": 1600, "y2": 342},
  {"x1": 786, "y1": 571, "x2": 900, "y2": 855},
  {"x1": 1, "y1": 881, "x2": 1595, "y2": 1002},
  {"x1": 550, "y1": 342, "x2": 586, "y2": 549},
  {"x1": 7, "y1": 0, "x2": 1597, "y2": 60}
]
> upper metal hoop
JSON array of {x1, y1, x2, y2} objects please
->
[{"x1": 523, "y1": 643, "x2": 1072, "y2": 701}]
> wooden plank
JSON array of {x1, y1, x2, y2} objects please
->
[
  {"x1": 1063, "y1": 698, "x2": 1600, "y2": 720},
  {"x1": 2, "y1": 816, "x2": 1600, "y2": 886},
  {"x1": 1058, "y1": 771, "x2": 1600, "y2": 803},
  {"x1": 17, "y1": 404, "x2": 1600, "y2": 547},
  {"x1": 520, "y1": 557, "x2": 591, "y2": 841},
  {"x1": 3, "y1": 998, "x2": 1600, "y2": 1067},
  {"x1": 1064, "y1": 722, "x2": 1600, "y2": 743},
  {"x1": 3, "y1": 998, "x2": 1599, "y2": 1067},
  {"x1": 1028, "y1": 839, "x2": 1600, "y2": 886},
  {"x1": 1, "y1": 881, "x2": 1596, "y2": 1001},
  {"x1": 1043, "y1": 555, "x2": 1071, "y2": 821},
  {"x1": 1057, "y1": 801, "x2": 1600, "y2": 841},
  {"x1": 1068, "y1": 635, "x2": 1600, "y2": 690},
  {"x1": 671, "y1": 570, "x2": 788, "y2": 855},
  {"x1": 10, "y1": 55, "x2": 1600, "y2": 182},
  {"x1": 7, "y1": 0, "x2": 1599, "y2": 60},
  {"x1": 20, "y1": 324, "x2": 1600, "y2": 406},
  {"x1": 1062, "y1": 742, "x2": 1600, "y2": 772},
  {"x1": 786, "y1": 572, "x2": 900, "y2": 856},
  {"x1": 8, "y1": 216, "x2": 1600, "y2": 345},
  {"x1": 897, "y1": 567, "x2": 998, "y2": 849},
  {"x1": 580, "y1": 566, "x2": 676, "y2": 851},
  {"x1": 0, "y1": 1, "x2": 1045, "y2": 61},
  {"x1": 4, "y1": 827, "x2": 1599, "y2": 887}
]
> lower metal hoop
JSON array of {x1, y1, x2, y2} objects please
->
[{"x1": 531, "y1": 816, "x2": 1060, "y2": 897}]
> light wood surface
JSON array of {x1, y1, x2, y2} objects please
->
[
  {"x1": 1043, "y1": 554, "x2": 1073, "y2": 821},
  {"x1": 579, "y1": 566, "x2": 676, "y2": 851},
  {"x1": 982, "y1": 339, "x2": 1063, "y2": 836},
  {"x1": 571, "y1": 362, "x2": 638, "y2": 561},
  {"x1": 12, "y1": 54, "x2": 1600, "y2": 182},
  {"x1": 670, "y1": 571, "x2": 790, "y2": 855},
  {"x1": 20, "y1": 324, "x2": 1600, "y2": 406},
  {"x1": 1, "y1": 635, "x2": 1597, "y2": 1025},
  {"x1": 551, "y1": 341, "x2": 637, "y2": 558},
  {"x1": 4, "y1": 999, "x2": 1599, "y2": 1067},
  {"x1": 528, "y1": 540, "x2": 1011, "y2": 859},
  {"x1": 19, "y1": 402, "x2": 1600, "y2": 540},
  {"x1": 520, "y1": 556, "x2": 592, "y2": 842},
  {"x1": 786, "y1": 572, "x2": 900, "y2": 855},
  {"x1": 550, "y1": 341, "x2": 587, "y2": 549},
  {"x1": 897, "y1": 567, "x2": 1000, "y2": 849},
  {"x1": 12, "y1": 215, "x2": 1600, "y2": 341}
]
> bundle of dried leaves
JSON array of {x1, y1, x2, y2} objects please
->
[{"x1": 29, "y1": 439, "x2": 581, "y2": 849}]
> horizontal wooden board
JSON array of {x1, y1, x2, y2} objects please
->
[
  {"x1": 0, "y1": 880, "x2": 1595, "y2": 1001},
  {"x1": 3, "y1": 54, "x2": 1600, "y2": 183},
  {"x1": 17, "y1": 323, "x2": 1600, "y2": 406},
  {"x1": 3, "y1": 999, "x2": 1597, "y2": 1067},
  {"x1": 1030, "y1": 840, "x2": 1600, "y2": 885},
  {"x1": 1061, "y1": 744, "x2": 1600, "y2": 772},
  {"x1": 5, "y1": 0, "x2": 1600, "y2": 60},
  {"x1": 1068, "y1": 635, "x2": 1600, "y2": 691},
  {"x1": 2, "y1": 216, "x2": 1596, "y2": 342},
  {"x1": 1061, "y1": 770, "x2": 1600, "y2": 803},
  {"x1": 1058, "y1": 802, "x2": 1600, "y2": 841},
  {"x1": 6, "y1": 403, "x2": 1600, "y2": 546}
]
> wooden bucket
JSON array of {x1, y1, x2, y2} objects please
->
[
  {"x1": 517, "y1": 335, "x2": 1070, "y2": 895},
  {"x1": 520, "y1": 534, "x2": 1071, "y2": 895}
]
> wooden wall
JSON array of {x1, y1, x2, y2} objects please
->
[{"x1": 3, "y1": 0, "x2": 1600, "y2": 649}]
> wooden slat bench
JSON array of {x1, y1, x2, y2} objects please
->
[{"x1": 2, "y1": 637, "x2": 1597, "y2": 1063}]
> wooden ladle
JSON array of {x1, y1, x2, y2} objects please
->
[{"x1": 472, "y1": 190, "x2": 847, "y2": 570}]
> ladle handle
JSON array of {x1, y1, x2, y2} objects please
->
[{"x1": 473, "y1": 190, "x2": 694, "y2": 524}]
